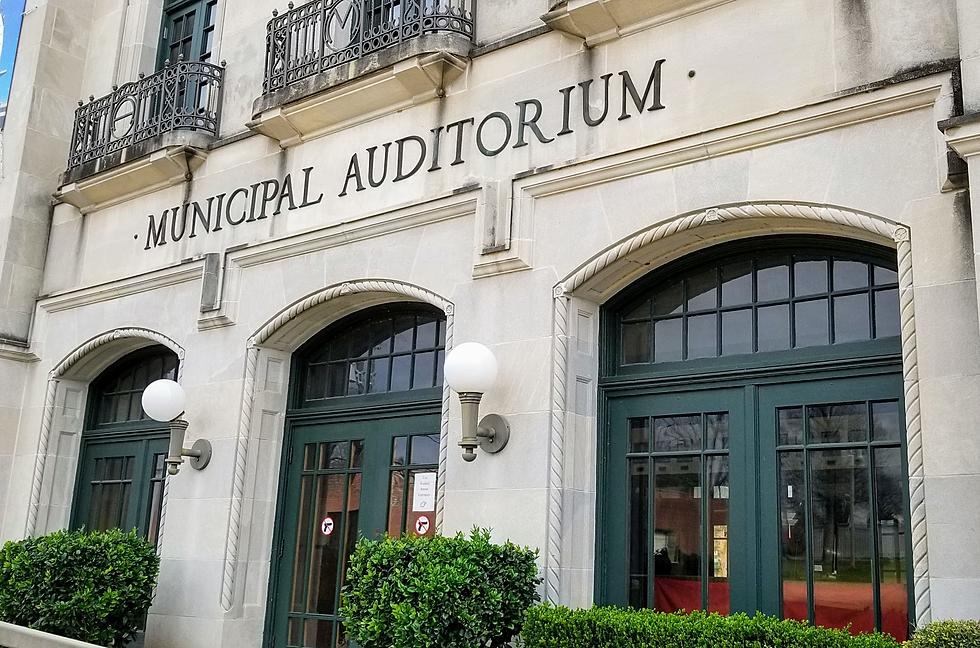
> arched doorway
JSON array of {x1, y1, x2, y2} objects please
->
[
  {"x1": 597, "y1": 236, "x2": 912, "y2": 640},
  {"x1": 266, "y1": 303, "x2": 447, "y2": 648},
  {"x1": 70, "y1": 345, "x2": 179, "y2": 543}
]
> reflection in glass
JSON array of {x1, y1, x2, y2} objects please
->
[
  {"x1": 758, "y1": 304, "x2": 791, "y2": 351},
  {"x1": 834, "y1": 294, "x2": 871, "y2": 343},
  {"x1": 687, "y1": 269, "x2": 717, "y2": 311},
  {"x1": 779, "y1": 451, "x2": 807, "y2": 622},
  {"x1": 706, "y1": 413, "x2": 729, "y2": 450},
  {"x1": 707, "y1": 456, "x2": 730, "y2": 614},
  {"x1": 874, "y1": 289, "x2": 900, "y2": 339},
  {"x1": 722, "y1": 309, "x2": 753, "y2": 356},
  {"x1": 655, "y1": 319, "x2": 683, "y2": 363},
  {"x1": 410, "y1": 434, "x2": 440, "y2": 465},
  {"x1": 758, "y1": 257, "x2": 790, "y2": 301},
  {"x1": 834, "y1": 260, "x2": 869, "y2": 291},
  {"x1": 794, "y1": 259, "x2": 828, "y2": 296},
  {"x1": 795, "y1": 299, "x2": 829, "y2": 348},
  {"x1": 721, "y1": 261, "x2": 753, "y2": 307},
  {"x1": 874, "y1": 266, "x2": 899, "y2": 286},
  {"x1": 654, "y1": 416, "x2": 701, "y2": 452},
  {"x1": 875, "y1": 448, "x2": 909, "y2": 641},
  {"x1": 628, "y1": 458, "x2": 649, "y2": 608},
  {"x1": 810, "y1": 448, "x2": 874, "y2": 633},
  {"x1": 629, "y1": 418, "x2": 650, "y2": 453},
  {"x1": 653, "y1": 456, "x2": 701, "y2": 613},
  {"x1": 623, "y1": 321, "x2": 651, "y2": 365},
  {"x1": 778, "y1": 407, "x2": 804, "y2": 446},
  {"x1": 654, "y1": 282, "x2": 684, "y2": 316},
  {"x1": 687, "y1": 314, "x2": 717, "y2": 359},
  {"x1": 872, "y1": 401, "x2": 901, "y2": 442},
  {"x1": 808, "y1": 404, "x2": 868, "y2": 444}
]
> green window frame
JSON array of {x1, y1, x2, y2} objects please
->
[
  {"x1": 598, "y1": 236, "x2": 913, "y2": 640},
  {"x1": 158, "y1": 0, "x2": 219, "y2": 69}
]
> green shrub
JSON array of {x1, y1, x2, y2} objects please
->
[
  {"x1": 522, "y1": 605, "x2": 903, "y2": 648},
  {"x1": 905, "y1": 620, "x2": 980, "y2": 648},
  {"x1": 341, "y1": 528, "x2": 540, "y2": 648},
  {"x1": 0, "y1": 528, "x2": 160, "y2": 647}
]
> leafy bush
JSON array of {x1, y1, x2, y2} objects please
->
[
  {"x1": 341, "y1": 528, "x2": 540, "y2": 648},
  {"x1": 905, "y1": 620, "x2": 980, "y2": 648},
  {"x1": 522, "y1": 605, "x2": 903, "y2": 648},
  {"x1": 0, "y1": 528, "x2": 160, "y2": 647}
]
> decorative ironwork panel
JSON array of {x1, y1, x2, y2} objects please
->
[
  {"x1": 67, "y1": 60, "x2": 224, "y2": 173},
  {"x1": 263, "y1": 0, "x2": 474, "y2": 95}
]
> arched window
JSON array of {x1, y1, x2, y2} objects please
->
[
  {"x1": 295, "y1": 303, "x2": 447, "y2": 406},
  {"x1": 72, "y1": 346, "x2": 178, "y2": 545},
  {"x1": 599, "y1": 237, "x2": 911, "y2": 641}
]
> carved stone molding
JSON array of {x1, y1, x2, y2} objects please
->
[
  {"x1": 220, "y1": 279, "x2": 454, "y2": 612},
  {"x1": 26, "y1": 328, "x2": 185, "y2": 538},
  {"x1": 543, "y1": 204, "x2": 928, "y2": 620}
]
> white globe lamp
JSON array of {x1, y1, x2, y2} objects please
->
[
  {"x1": 142, "y1": 379, "x2": 210, "y2": 475},
  {"x1": 443, "y1": 343, "x2": 509, "y2": 462}
]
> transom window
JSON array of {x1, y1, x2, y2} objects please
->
[
  {"x1": 298, "y1": 304, "x2": 446, "y2": 405},
  {"x1": 92, "y1": 348, "x2": 179, "y2": 427},
  {"x1": 617, "y1": 245, "x2": 900, "y2": 367}
]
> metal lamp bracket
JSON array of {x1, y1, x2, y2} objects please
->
[
  {"x1": 186, "y1": 439, "x2": 212, "y2": 470},
  {"x1": 476, "y1": 414, "x2": 510, "y2": 454}
]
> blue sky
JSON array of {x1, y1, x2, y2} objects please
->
[{"x1": 0, "y1": 0, "x2": 26, "y2": 107}]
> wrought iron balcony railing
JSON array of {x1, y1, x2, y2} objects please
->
[
  {"x1": 263, "y1": 0, "x2": 475, "y2": 95},
  {"x1": 67, "y1": 60, "x2": 224, "y2": 176}
]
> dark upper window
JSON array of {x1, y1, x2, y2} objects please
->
[
  {"x1": 91, "y1": 346, "x2": 179, "y2": 427},
  {"x1": 615, "y1": 239, "x2": 901, "y2": 369},
  {"x1": 159, "y1": 0, "x2": 219, "y2": 68},
  {"x1": 297, "y1": 304, "x2": 446, "y2": 405}
]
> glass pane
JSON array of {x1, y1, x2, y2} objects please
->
[
  {"x1": 874, "y1": 265, "x2": 898, "y2": 286},
  {"x1": 303, "y1": 619, "x2": 331, "y2": 648},
  {"x1": 307, "y1": 474, "x2": 347, "y2": 615},
  {"x1": 654, "y1": 415, "x2": 701, "y2": 453},
  {"x1": 326, "y1": 363, "x2": 346, "y2": 397},
  {"x1": 387, "y1": 470, "x2": 406, "y2": 536},
  {"x1": 779, "y1": 451, "x2": 808, "y2": 622},
  {"x1": 368, "y1": 358, "x2": 390, "y2": 393},
  {"x1": 654, "y1": 281, "x2": 684, "y2": 316},
  {"x1": 412, "y1": 352, "x2": 435, "y2": 389},
  {"x1": 794, "y1": 258, "x2": 828, "y2": 296},
  {"x1": 653, "y1": 456, "x2": 701, "y2": 613},
  {"x1": 874, "y1": 289, "x2": 900, "y2": 339},
  {"x1": 778, "y1": 407, "x2": 804, "y2": 446},
  {"x1": 629, "y1": 418, "x2": 650, "y2": 454},
  {"x1": 687, "y1": 268, "x2": 717, "y2": 311},
  {"x1": 288, "y1": 618, "x2": 303, "y2": 645},
  {"x1": 810, "y1": 448, "x2": 874, "y2": 634},
  {"x1": 410, "y1": 434, "x2": 440, "y2": 465},
  {"x1": 706, "y1": 413, "x2": 729, "y2": 450},
  {"x1": 687, "y1": 314, "x2": 717, "y2": 359},
  {"x1": 391, "y1": 437, "x2": 407, "y2": 466},
  {"x1": 390, "y1": 355, "x2": 412, "y2": 392},
  {"x1": 435, "y1": 349, "x2": 445, "y2": 386},
  {"x1": 306, "y1": 365, "x2": 327, "y2": 400},
  {"x1": 628, "y1": 458, "x2": 649, "y2": 609},
  {"x1": 654, "y1": 319, "x2": 683, "y2": 363},
  {"x1": 350, "y1": 440, "x2": 364, "y2": 469},
  {"x1": 624, "y1": 299, "x2": 651, "y2": 321},
  {"x1": 370, "y1": 320, "x2": 392, "y2": 355},
  {"x1": 721, "y1": 309, "x2": 752, "y2": 356},
  {"x1": 622, "y1": 322, "x2": 650, "y2": 365},
  {"x1": 872, "y1": 401, "x2": 901, "y2": 442},
  {"x1": 289, "y1": 475, "x2": 314, "y2": 611},
  {"x1": 875, "y1": 447, "x2": 909, "y2": 642},
  {"x1": 795, "y1": 299, "x2": 829, "y2": 348},
  {"x1": 721, "y1": 261, "x2": 752, "y2": 307},
  {"x1": 758, "y1": 256, "x2": 790, "y2": 301},
  {"x1": 347, "y1": 360, "x2": 368, "y2": 395},
  {"x1": 319, "y1": 442, "x2": 349, "y2": 470},
  {"x1": 707, "y1": 455, "x2": 730, "y2": 614},
  {"x1": 834, "y1": 260, "x2": 869, "y2": 291},
  {"x1": 834, "y1": 294, "x2": 870, "y2": 343},
  {"x1": 393, "y1": 316, "x2": 415, "y2": 353},
  {"x1": 416, "y1": 319, "x2": 438, "y2": 348},
  {"x1": 808, "y1": 403, "x2": 868, "y2": 443},
  {"x1": 303, "y1": 444, "x2": 317, "y2": 471},
  {"x1": 758, "y1": 304, "x2": 790, "y2": 352}
]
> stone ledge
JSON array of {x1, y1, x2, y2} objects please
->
[
  {"x1": 0, "y1": 622, "x2": 103, "y2": 648},
  {"x1": 56, "y1": 145, "x2": 208, "y2": 214},
  {"x1": 250, "y1": 46, "x2": 469, "y2": 146},
  {"x1": 945, "y1": 118, "x2": 980, "y2": 159},
  {"x1": 542, "y1": 0, "x2": 734, "y2": 45}
]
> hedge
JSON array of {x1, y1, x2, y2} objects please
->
[
  {"x1": 0, "y1": 528, "x2": 159, "y2": 647},
  {"x1": 521, "y1": 605, "x2": 902, "y2": 648},
  {"x1": 906, "y1": 620, "x2": 980, "y2": 648},
  {"x1": 341, "y1": 528, "x2": 540, "y2": 648}
]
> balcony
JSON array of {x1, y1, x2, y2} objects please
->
[
  {"x1": 58, "y1": 60, "x2": 224, "y2": 213},
  {"x1": 251, "y1": 0, "x2": 475, "y2": 145}
]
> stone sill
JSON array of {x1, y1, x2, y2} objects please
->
[
  {"x1": 543, "y1": 0, "x2": 734, "y2": 45},
  {"x1": 0, "y1": 621, "x2": 103, "y2": 648},
  {"x1": 56, "y1": 140, "x2": 209, "y2": 214},
  {"x1": 250, "y1": 34, "x2": 471, "y2": 146}
]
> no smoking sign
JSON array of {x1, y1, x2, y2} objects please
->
[
  {"x1": 415, "y1": 515, "x2": 430, "y2": 535},
  {"x1": 320, "y1": 516, "x2": 334, "y2": 536}
]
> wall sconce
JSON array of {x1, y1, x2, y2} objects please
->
[
  {"x1": 142, "y1": 379, "x2": 212, "y2": 476},
  {"x1": 444, "y1": 342, "x2": 510, "y2": 462}
]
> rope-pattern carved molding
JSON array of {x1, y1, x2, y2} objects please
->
[
  {"x1": 545, "y1": 203, "x2": 919, "y2": 611},
  {"x1": 564, "y1": 203, "x2": 900, "y2": 295},
  {"x1": 221, "y1": 280, "x2": 454, "y2": 612},
  {"x1": 895, "y1": 227, "x2": 931, "y2": 627},
  {"x1": 26, "y1": 328, "x2": 185, "y2": 538}
]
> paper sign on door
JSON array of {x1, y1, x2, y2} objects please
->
[{"x1": 413, "y1": 473, "x2": 437, "y2": 512}]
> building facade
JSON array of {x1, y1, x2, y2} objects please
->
[{"x1": 1, "y1": 0, "x2": 980, "y2": 646}]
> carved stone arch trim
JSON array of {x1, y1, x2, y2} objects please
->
[
  {"x1": 221, "y1": 279, "x2": 455, "y2": 612},
  {"x1": 26, "y1": 328, "x2": 187, "y2": 539},
  {"x1": 545, "y1": 202, "x2": 930, "y2": 626}
]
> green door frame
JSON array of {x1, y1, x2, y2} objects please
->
[
  {"x1": 157, "y1": 0, "x2": 216, "y2": 68},
  {"x1": 264, "y1": 392, "x2": 443, "y2": 648},
  {"x1": 595, "y1": 236, "x2": 914, "y2": 633}
]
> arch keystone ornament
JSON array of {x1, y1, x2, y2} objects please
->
[
  {"x1": 26, "y1": 328, "x2": 185, "y2": 538},
  {"x1": 220, "y1": 279, "x2": 455, "y2": 612},
  {"x1": 543, "y1": 203, "x2": 929, "y2": 627}
]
